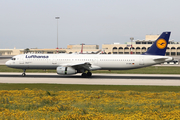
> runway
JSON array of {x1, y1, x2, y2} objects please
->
[{"x1": 0, "y1": 72, "x2": 180, "y2": 86}]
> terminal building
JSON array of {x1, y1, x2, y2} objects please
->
[
  {"x1": 66, "y1": 44, "x2": 100, "y2": 54},
  {"x1": 0, "y1": 45, "x2": 100, "y2": 56},
  {"x1": 0, "y1": 48, "x2": 67, "y2": 56},
  {"x1": 102, "y1": 34, "x2": 180, "y2": 57},
  {"x1": 0, "y1": 34, "x2": 180, "y2": 58}
]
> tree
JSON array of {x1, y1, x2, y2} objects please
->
[{"x1": 24, "y1": 48, "x2": 30, "y2": 54}]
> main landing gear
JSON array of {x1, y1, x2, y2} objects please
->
[
  {"x1": 81, "y1": 71, "x2": 92, "y2": 78},
  {"x1": 22, "y1": 69, "x2": 26, "y2": 77}
]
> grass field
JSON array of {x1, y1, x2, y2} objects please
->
[
  {"x1": 1, "y1": 65, "x2": 180, "y2": 74},
  {"x1": 0, "y1": 84, "x2": 180, "y2": 92},
  {"x1": 1, "y1": 65, "x2": 180, "y2": 119},
  {"x1": 1, "y1": 89, "x2": 180, "y2": 119}
]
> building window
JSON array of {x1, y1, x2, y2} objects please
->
[
  {"x1": 177, "y1": 52, "x2": 180, "y2": 56},
  {"x1": 136, "y1": 47, "x2": 140, "y2": 50},
  {"x1": 47, "y1": 52, "x2": 53, "y2": 54},
  {"x1": 124, "y1": 47, "x2": 129, "y2": 49},
  {"x1": 171, "y1": 52, "x2": 175, "y2": 56},
  {"x1": 136, "y1": 52, "x2": 141, "y2": 54},
  {"x1": 136, "y1": 42, "x2": 141, "y2": 44},
  {"x1": 148, "y1": 42, "x2": 152, "y2": 44},
  {"x1": 113, "y1": 52, "x2": 117, "y2": 54},
  {"x1": 119, "y1": 47, "x2": 123, "y2": 49},
  {"x1": 119, "y1": 52, "x2": 123, "y2": 54},
  {"x1": 142, "y1": 42, "x2": 146, "y2": 44},
  {"x1": 166, "y1": 52, "x2": 169, "y2": 55},
  {"x1": 142, "y1": 47, "x2": 146, "y2": 50},
  {"x1": 108, "y1": 52, "x2": 111, "y2": 54},
  {"x1": 171, "y1": 47, "x2": 176, "y2": 50},
  {"x1": 124, "y1": 52, "x2": 129, "y2": 54},
  {"x1": 59, "y1": 51, "x2": 66, "y2": 53},
  {"x1": 113, "y1": 47, "x2": 117, "y2": 50}
]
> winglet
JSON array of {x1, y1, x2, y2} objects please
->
[{"x1": 143, "y1": 32, "x2": 171, "y2": 56}]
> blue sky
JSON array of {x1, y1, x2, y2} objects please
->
[{"x1": 0, "y1": 0, "x2": 180, "y2": 49}]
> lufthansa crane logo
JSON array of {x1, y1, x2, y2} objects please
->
[{"x1": 156, "y1": 39, "x2": 167, "y2": 49}]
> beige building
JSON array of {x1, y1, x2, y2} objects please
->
[
  {"x1": 66, "y1": 44, "x2": 100, "y2": 54},
  {"x1": 0, "y1": 47, "x2": 67, "y2": 56},
  {"x1": 1, "y1": 34, "x2": 180, "y2": 57},
  {"x1": 0, "y1": 44, "x2": 100, "y2": 56},
  {"x1": 0, "y1": 47, "x2": 24, "y2": 56},
  {"x1": 102, "y1": 34, "x2": 180, "y2": 56}
]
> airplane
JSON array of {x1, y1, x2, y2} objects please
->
[{"x1": 5, "y1": 32, "x2": 173, "y2": 77}]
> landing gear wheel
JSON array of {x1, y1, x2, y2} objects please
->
[
  {"x1": 87, "y1": 72, "x2": 92, "y2": 77},
  {"x1": 22, "y1": 69, "x2": 26, "y2": 77},
  {"x1": 81, "y1": 73, "x2": 87, "y2": 78},
  {"x1": 22, "y1": 73, "x2": 26, "y2": 77}
]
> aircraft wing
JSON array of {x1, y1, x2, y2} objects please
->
[{"x1": 60, "y1": 62, "x2": 92, "y2": 71}]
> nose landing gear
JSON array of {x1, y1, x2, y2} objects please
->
[{"x1": 22, "y1": 69, "x2": 26, "y2": 77}]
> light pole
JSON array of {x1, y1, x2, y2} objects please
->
[
  {"x1": 130, "y1": 37, "x2": 134, "y2": 54},
  {"x1": 55, "y1": 17, "x2": 60, "y2": 53},
  {"x1": 80, "y1": 43, "x2": 84, "y2": 54}
]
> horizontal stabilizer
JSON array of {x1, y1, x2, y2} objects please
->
[
  {"x1": 153, "y1": 57, "x2": 173, "y2": 62},
  {"x1": 153, "y1": 58, "x2": 167, "y2": 61}
]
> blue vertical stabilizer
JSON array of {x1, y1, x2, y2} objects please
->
[{"x1": 143, "y1": 32, "x2": 171, "y2": 56}]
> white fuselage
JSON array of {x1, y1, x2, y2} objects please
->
[{"x1": 5, "y1": 54, "x2": 173, "y2": 71}]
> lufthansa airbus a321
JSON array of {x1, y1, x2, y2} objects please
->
[{"x1": 6, "y1": 32, "x2": 173, "y2": 77}]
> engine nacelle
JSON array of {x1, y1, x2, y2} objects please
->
[{"x1": 56, "y1": 66, "x2": 77, "y2": 75}]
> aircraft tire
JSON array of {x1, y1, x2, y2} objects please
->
[
  {"x1": 87, "y1": 72, "x2": 92, "y2": 77},
  {"x1": 81, "y1": 73, "x2": 87, "y2": 78},
  {"x1": 22, "y1": 73, "x2": 26, "y2": 77}
]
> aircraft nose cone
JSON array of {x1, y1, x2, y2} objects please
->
[{"x1": 5, "y1": 61, "x2": 10, "y2": 66}]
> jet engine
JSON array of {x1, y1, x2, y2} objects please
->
[{"x1": 56, "y1": 66, "x2": 77, "y2": 75}]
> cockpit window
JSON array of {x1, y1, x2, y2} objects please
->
[{"x1": 11, "y1": 58, "x2": 16, "y2": 60}]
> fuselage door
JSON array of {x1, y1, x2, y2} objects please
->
[
  {"x1": 19, "y1": 57, "x2": 24, "y2": 64},
  {"x1": 139, "y1": 56, "x2": 144, "y2": 65},
  {"x1": 52, "y1": 56, "x2": 57, "y2": 64},
  {"x1": 93, "y1": 57, "x2": 98, "y2": 65}
]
